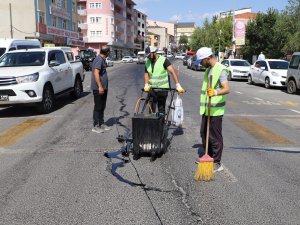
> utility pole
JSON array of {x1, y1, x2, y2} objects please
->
[
  {"x1": 232, "y1": 10, "x2": 236, "y2": 59},
  {"x1": 218, "y1": 29, "x2": 222, "y2": 61},
  {"x1": 9, "y1": 3, "x2": 13, "y2": 38}
]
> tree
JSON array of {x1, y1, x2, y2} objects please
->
[
  {"x1": 190, "y1": 17, "x2": 232, "y2": 53},
  {"x1": 178, "y1": 34, "x2": 189, "y2": 52}
]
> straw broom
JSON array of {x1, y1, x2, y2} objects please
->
[{"x1": 194, "y1": 75, "x2": 214, "y2": 181}]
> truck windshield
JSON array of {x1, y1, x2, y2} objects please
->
[
  {"x1": 0, "y1": 51, "x2": 45, "y2": 67},
  {"x1": 80, "y1": 50, "x2": 95, "y2": 58},
  {"x1": 0, "y1": 48, "x2": 6, "y2": 57}
]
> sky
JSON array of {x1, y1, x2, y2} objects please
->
[{"x1": 134, "y1": 0, "x2": 290, "y2": 26}]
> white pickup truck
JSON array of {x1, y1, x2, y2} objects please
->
[{"x1": 0, "y1": 47, "x2": 85, "y2": 113}]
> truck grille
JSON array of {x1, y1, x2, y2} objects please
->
[{"x1": 0, "y1": 76, "x2": 17, "y2": 86}]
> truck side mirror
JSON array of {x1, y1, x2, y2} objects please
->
[{"x1": 49, "y1": 60, "x2": 60, "y2": 67}]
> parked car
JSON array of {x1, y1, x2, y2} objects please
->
[
  {"x1": 0, "y1": 47, "x2": 85, "y2": 113},
  {"x1": 182, "y1": 55, "x2": 191, "y2": 66},
  {"x1": 122, "y1": 56, "x2": 133, "y2": 63},
  {"x1": 248, "y1": 59, "x2": 289, "y2": 89},
  {"x1": 137, "y1": 51, "x2": 146, "y2": 64},
  {"x1": 175, "y1": 53, "x2": 186, "y2": 59},
  {"x1": 187, "y1": 57, "x2": 193, "y2": 69},
  {"x1": 189, "y1": 54, "x2": 205, "y2": 71},
  {"x1": 221, "y1": 59, "x2": 251, "y2": 80},
  {"x1": 0, "y1": 39, "x2": 41, "y2": 57},
  {"x1": 132, "y1": 56, "x2": 138, "y2": 63},
  {"x1": 286, "y1": 52, "x2": 300, "y2": 94},
  {"x1": 106, "y1": 57, "x2": 114, "y2": 67}
]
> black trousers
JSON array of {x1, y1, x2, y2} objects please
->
[
  {"x1": 93, "y1": 90, "x2": 108, "y2": 127},
  {"x1": 200, "y1": 115, "x2": 223, "y2": 163},
  {"x1": 148, "y1": 90, "x2": 168, "y2": 115}
]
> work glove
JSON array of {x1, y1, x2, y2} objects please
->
[
  {"x1": 176, "y1": 83, "x2": 185, "y2": 93},
  {"x1": 207, "y1": 88, "x2": 218, "y2": 97},
  {"x1": 144, "y1": 83, "x2": 151, "y2": 92}
]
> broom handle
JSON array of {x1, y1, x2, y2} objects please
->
[{"x1": 205, "y1": 75, "x2": 212, "y2": 155}]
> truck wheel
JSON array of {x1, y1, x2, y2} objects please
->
[
  {"x1": 71, "y1": 77, "x2": 83, "y2": 99},
  {"x1": 37, "y1": 85, "x2": 54, "y2": 114},
  {"x1": 287, "y1": 79, "x2": 297, "y2": 94}
]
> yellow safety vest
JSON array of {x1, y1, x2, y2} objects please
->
[
  {"x1": 200, "y1": 62, "x2": 228, "y2": 116},
  {"x1": 145, "y1": 56, "x2": 169, "y2": 88}
]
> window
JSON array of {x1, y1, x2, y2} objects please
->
[
  {"x1": 53, "y1": 16, "x2": 58, "y2": 27},
  {"x1": 52, "y1": 0, "x2": 56, "y2": 4},
  {"x1": 48, "y1": 51, "x2": 66, "y2": 64},
  {"x1": 90, "y1": 17, "x2": 95, "y2": 23},
  {"x1": 142, "y1": 23, "x2": 144, "y2": 28},
  {"x1": 111, "y1": 18, "x2": 114, "y2": 24},
  {"x1": 96, "y1": 17, "x2": 101, "y2": 23},
  {"x1": 111, "y1": 3, "x2": 114, "y2": 10},
  {"x1": 65, "y1": 52, "x2": 74, "y2": 61},
  {"x1": 96, "y1": 31, "x2": 102, "y2": 36},
  {"x1": 89, "y1": 3, "x2": 94, "y2": 8},
  {"x1": 95, "y1": 3, "x2": 102, "y2": 8},
  {"x1": 289, "y1": 55, "x2": 300, "y2": 69},
  {"x1": 111, "y1": 31, "x2": 114, "y2": 38},
  {"x1": 90, "y1": 31, "x2": 95, "y2": 36},
  {"x1": 62, "y1": 19, "x2": 67, "y2": 29},
  {"x1": 38, "y1": 11, "x2": 45, "y2": 24},
  {"x1": 72, "y1": 2, "x2": 76, "y2": 12},
  {"x1": 73, "y1": 22, "x2": 76, "y2": 31}
]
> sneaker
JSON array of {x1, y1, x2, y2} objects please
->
[
  {"x1": 92, "y1": 126, "x2": 104, "y2": 133},
  {"x1": 101, "y1": 124, "x2": 112, "y2": 131},
  {"x1": 214, "y1": 162, "x2": 224, "y2": 173}
]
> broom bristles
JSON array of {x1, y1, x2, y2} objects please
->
[{"x1": 194, "y1": 154, "x2": 214, "y2": 181}]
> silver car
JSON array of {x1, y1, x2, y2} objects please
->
[{"x1": 106, "y1": 57, "x2": 114, "y2": 67}]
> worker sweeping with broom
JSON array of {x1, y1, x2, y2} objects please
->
[{"x1": 194, "y1": 47, "x2": 230, "y2": 181}]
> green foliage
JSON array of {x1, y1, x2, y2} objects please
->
[
  {"x1": 190, "y1": 0, "x2": 300, "y2": 60},
  {"x1": 190, "y1": 17, "x2": 232, "y2": 52}
]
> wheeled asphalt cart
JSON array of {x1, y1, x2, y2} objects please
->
[{"x1": 117, "y1": 87, "x2": 177, "y2": 160}]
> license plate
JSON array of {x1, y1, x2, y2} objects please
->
[{"x1": 0, "y1": 95, "x2": 9, "y2": 101}]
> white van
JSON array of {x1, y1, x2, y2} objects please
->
[
  {"x1": 286, "y1": 52, "x2": 300, "y2": 94},
  {"x1": 137, "y1": 51, "x2": 145, "y2": 64},
  {"x1": 0, "y1": 39, "x2": 41, "y2": 57}
]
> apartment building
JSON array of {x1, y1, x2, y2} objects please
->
[
  {"x1": 0, "y1": 0, "x2": 83, "y2": 47},
  {"x1": 133, "y1": 9, "x2": 146, "y2": 53},
  {"x1": 78, "y1": 0, "x2": 136, "y2": 59},
  {"x1": 175, "y1": 22, "x2": 196, "y2": 46}
]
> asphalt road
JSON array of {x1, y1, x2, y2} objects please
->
[{"x1": 0, "y1": 59, "x2": 299, "y2": 225}]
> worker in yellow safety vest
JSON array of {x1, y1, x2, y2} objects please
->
[
  {"x1": 144, "y1": 46, "x2": 185, "y2": 115},
  {"x1": 196, "y1": 47, "x2": 230, "y2": 172}
]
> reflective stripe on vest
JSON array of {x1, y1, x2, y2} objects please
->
[
  {"x1": 146, "y1": 56, "x2": 169, "y2": 88},
  {"x1": 199, "y1": 62, "x2": 228, "y2": 116}
]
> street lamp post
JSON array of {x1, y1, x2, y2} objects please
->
[{"x1": 218, "y1": 29, "x2": 222, "y2": 61}]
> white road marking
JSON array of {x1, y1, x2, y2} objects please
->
[
  {"x1": 222, "y1": 164, "x2": 238, "y2": 182},
  {"x1": 235, "y1": 91, "x2": 243, "y2": 94},
  {"x1": 226, "y1": 114, "x2": 300, "y2": 118},
  {"x1": 289, "y1": 109, "x2": 300, "y2": 114},
  {"x1": 254, "y1": 97, "x2": 264, "y2": 101}
]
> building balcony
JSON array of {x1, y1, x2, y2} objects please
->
[
  {"x1": 78, "y1": 9, "x2": 87, "y2": 16},
  {"x1": 116, "y1": 26, "x2": 124, "y2": 34},
  {"x1": 83, "y1": 36, "x2": 89, "y2": 42},
  {"x1": 126, "y1": 18, "x2": 133, "y2": 25},
  {"x1": 115, "y1": 12, "x2": 125, "y2": 21},
  {"x1": 127, "y1": 8, "x2": 133, "y2": 15},
  {"x1": 78, "y1": 23, "x2": 88, "y2": 30},
  {"x1": 126, "y1": 31, "x2": 133, "y2": 36},
  {"x1": 114, "y1": 0, "x2": 123, "y2": 8}
]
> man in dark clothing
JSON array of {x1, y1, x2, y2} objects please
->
[{"x1": 91, "y1": 45, "x2": 112, "y2": 133}]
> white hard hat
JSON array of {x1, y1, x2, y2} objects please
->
[
  {"x1": 145, "y1": 46, "x2": 157, "y2": 57},
  {"x1": 196, "y1": 47, "x2": 213, "y2": 63}
]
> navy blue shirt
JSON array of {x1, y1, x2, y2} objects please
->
[{"x1": 91, "y1": 55, "x2": 108, "y2": 90}]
